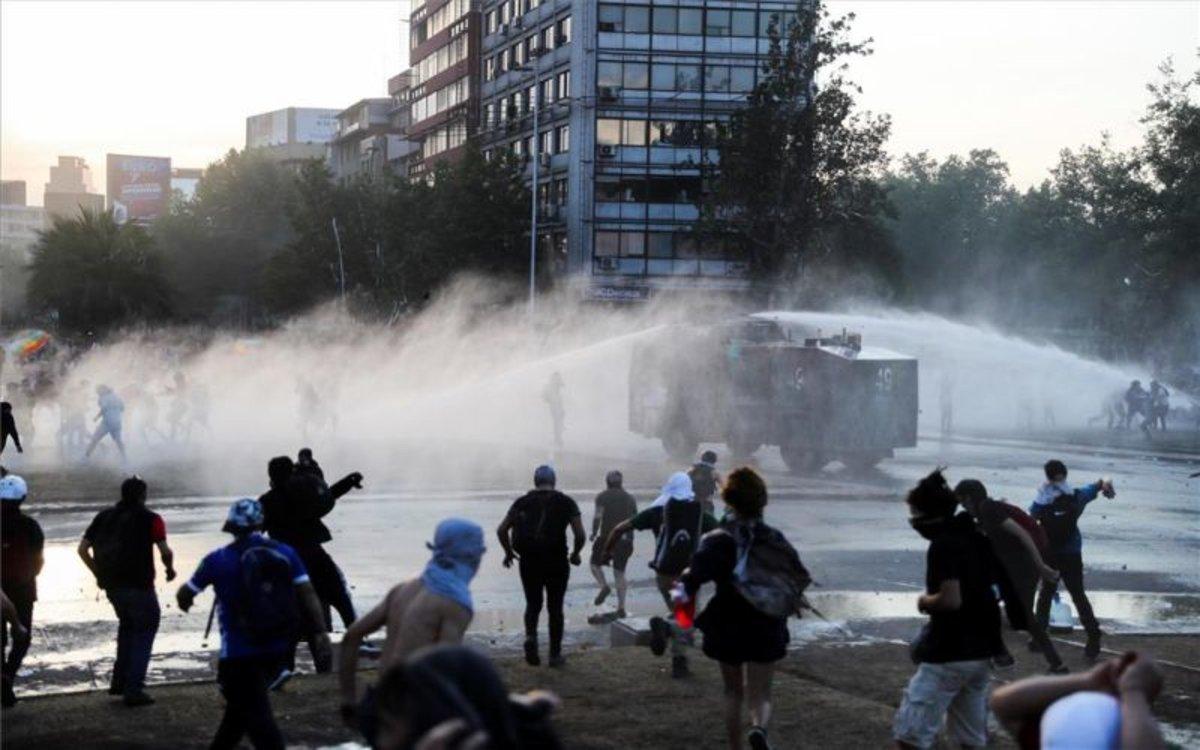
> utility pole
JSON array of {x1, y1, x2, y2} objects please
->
[
  {"x1": 332, "y1": 217, "x2": 347, "y2": 301},
  {"x1": 529, "y1": 84, "x2": 540, "y2": 316}
]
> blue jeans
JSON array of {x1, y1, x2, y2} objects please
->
[{"x1": 106, "y1": 588, "x2": 160, "y2": 698}]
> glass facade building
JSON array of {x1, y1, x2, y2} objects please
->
[{"x1": 477, "y1": 0, "x2": 800, "y2": 299}]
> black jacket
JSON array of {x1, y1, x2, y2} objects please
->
[{"x1": 260, "y1": 473, "x2": 358, "y2": 549}]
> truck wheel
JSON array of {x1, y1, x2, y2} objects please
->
[
  {"x1": 726, "y1": 435, "x2": 762, "y2": 459},
  {"x1": 781, "y1": 445, "x2": 825, "y2": 474},
  {"x1": 842, "y1": 453, "x2": 884, "y2": 473},
  {"x1": 662, "y1": 430, "x2": 698, "y2": 462}
]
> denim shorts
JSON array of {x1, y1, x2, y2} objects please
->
[{"x1": 892, "y1": 660, "x2": 991, "y2": 749}]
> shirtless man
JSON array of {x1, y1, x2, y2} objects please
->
[{"x1": 338, "y1": 518, "x2": 485, "y2": 735}]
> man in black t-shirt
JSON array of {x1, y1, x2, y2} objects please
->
[
  {"x1": 78, "y1": 476, "x2": 176, "y2": 707},
  {"x1": 1, "y1": 474, "x2": 42, "y2": 707},
  {"x1": 894, "y1": 470, "x2": 1001, "y2": 750},
  {"x1": 497, "y1": 465, "x2": 585, "y2": 668},
  {"x1": 589, "y1": 470, "x2": 638, "y2": 617}
]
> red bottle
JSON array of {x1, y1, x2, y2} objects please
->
[{"x1": 674, "y1": 597, "x2": 696, "y2": 629}]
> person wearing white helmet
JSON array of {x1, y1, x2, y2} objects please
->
[
  {"x1": 990, "y1": 650, "x2": 1165, "y2": 749},
  {"x1": 0, "y1": 474, "x2": 42, "y2": 707}
]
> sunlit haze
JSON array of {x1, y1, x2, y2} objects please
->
[{"x1": 1, "y1": 0, "x2": 1196, "y2": 201}]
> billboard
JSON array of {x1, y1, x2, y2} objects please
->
[
  {"x1": 246, "y1": 109, "x2": 289, "y2": 149},
  {"x1": 106, "y1": 154, "x2": 171, "y2": 223},
  {"x1": 292, "y1": 109, "x2": 338, "y2": 144}
]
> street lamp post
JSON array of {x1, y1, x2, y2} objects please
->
[{"x1": 528, "y1": 84, "x2": 539, "y2": 315}]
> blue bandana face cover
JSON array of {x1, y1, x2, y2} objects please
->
[{"x1": 420, "y1": 518, "x2": 486, "y2": 614}]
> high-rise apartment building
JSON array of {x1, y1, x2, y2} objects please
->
[
  {"x1": 407, "y1": 0, "x2": 480, "y2": 180},
  {"x1": 44, "y1": 156, "x2": 105, "y2": 221},
  {"x1": 477, "y1": 0, "x2": 799, "y2": 298}
]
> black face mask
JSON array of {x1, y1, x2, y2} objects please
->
[{"x1": 909, "y1": 516, "x2": 948, "y2": 540}]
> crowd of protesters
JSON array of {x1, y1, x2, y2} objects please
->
[{"x1": 0, "y1": 444, "x2": 1173, "y2": 750}]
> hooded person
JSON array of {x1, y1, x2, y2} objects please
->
[
  {"x1": 340, "y1": 518, "x2": 486, "y2": 736},
  {"x1": 606, "y1": 471, "x2": 719, "y2": 678},
  {"x1": 371, "y1": 645, "x2": 562, "y2": 750},
  {"x1": 0, "y1": 474, "x2": 42, "y2": 707}
]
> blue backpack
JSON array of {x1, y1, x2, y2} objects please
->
[{"x1": 238, "y1": 544, "x2": 301, "y2": 645}]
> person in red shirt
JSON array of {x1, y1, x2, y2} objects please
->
[{"x1": 78, "y1": 476, "x2": 176, "y2": 707}]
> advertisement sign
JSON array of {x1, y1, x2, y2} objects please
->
[
  {"x1": 246, "y1": 110, "x2": 289, "y2": 148},
  {"x1": 292, "y1": 109, "x2": 338, "y2": 144},
  {"x1": 106, "y1": 154, "x2": 171, "y2": 223}
]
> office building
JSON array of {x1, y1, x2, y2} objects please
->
[
  {"x1": 407, "y1": 0, "x2": 480, "y2": 180},
  {"x1": 1, "y1": 181, "x2": 26, "y2": 206},
  {"x1": 44, "y1": 156, "x2": 105, "y2": 221},
  {"x1": 328, "y1": 98, "x2": 409, "y2": 181},
  {"x1": 171, "y1": 167, "x2": 203, "y2": 201},
  {"x1": 477, "y1": 0, "x2": 800, "y2": 298},
  {"x1": 246, "y1": 106, "x2": 340, "y2": 168},
  {"x1": 387, "y1": 71, "x2": 420, "y2": 173}
]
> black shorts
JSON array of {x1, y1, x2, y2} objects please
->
[{"x1": 590, "y1": 536, "x2": 632, "y2": 571}]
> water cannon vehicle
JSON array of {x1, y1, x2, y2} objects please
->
[{"x1": 629, "y1": 313, "x2": 918, "y2": 472}]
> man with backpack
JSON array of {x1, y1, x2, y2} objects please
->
[
  {"x1": 77, "y1": 476, "x2": 175, "y2": 706},
  {"x1": 689, "y1": 450, "x2": 721, "y2": 515},
  {"x1": 259, "y1": 454, "x2": 362, "y2": 675},
  {"x1": 497, "y1": 465, "x2": 585, "y2": 668},
  {"x1": 954, "y1": 478, "x2": 1066, "y2": 673},
  {"x1": 176, "y1": 498, "x2": 331, "y2": 750},
  {"x1": 1, "y1": 474, "x2": 42, "y2": 707},
  {"x1": 605, "y1": 471, "x2": 719, "y2": 678},
  {"x1": 1030, "y1": 459, "x2": 1115, "y2": 662}
]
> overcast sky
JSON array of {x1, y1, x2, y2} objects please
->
[{"x1": 1, "y1": 0, "x2": 1196, "y2": 203}]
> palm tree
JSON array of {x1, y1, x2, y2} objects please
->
[{"x1": 28, "y1": 208, "x2": 172, "y2": 332}]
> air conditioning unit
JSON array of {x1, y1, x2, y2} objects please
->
[
  {"x1": 598, "y1": 257, "x2": 620, "y2": 271},
  {"x1": 500, "y1": 23, "x2": 510, "y2": 36},
  {"x1": 598, "y1": 86, "x2": 619, "y2": 101},
  {"x1": 513, "y1": 15, "x2": 523, "y2": 28},
  {"x1": 598, "y1": 21, "x2": 616, "y2": 32},
  {"x1": 539, "y1": 152, "x2": 551, "y2": 168},
  {"x1": 529, "y1": 44, "x2": 541, "y2": 57},
  {"x1": 556, "y1": 33, "x2": 568, "y2": 46},
  {"x1": 598, "y1": 144, "x2": 617, "y2": 158}
]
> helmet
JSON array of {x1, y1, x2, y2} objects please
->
[{"x1": 0, "y1": 475, "x2": 29, "y2": 502}]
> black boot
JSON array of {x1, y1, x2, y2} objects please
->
[
  {"x1": 523, "y1": 638, "x2": 541, "y2": 666},
  {"x1": 1084, "y1": 631, "x2": 1102, "y2": 661}
]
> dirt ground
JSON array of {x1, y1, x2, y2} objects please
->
[{"x1": 3, "y1": 633, "x2": 1197, "y2": 749}]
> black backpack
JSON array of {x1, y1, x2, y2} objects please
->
[
  {"x1": 91, "y1": 506, "x2": 151, "y2": 590},
  {"x1": 511, "y1": 492, "x2": 553, "y2": 555},
  {"x1": 1037, "y1": 492, "x2": 1082, "y2": 549},
  {"x1": 689, "y1": 464, "x2": 718, "y2": 502},
  {"x1": 237, "y1": 543, "x2": 301, "y2": 645},
  {"x1": 652, "y1": 500, "x2": 704, "y2": 577},
  {"x1": 725, "y1": 523, "x2": 812, "y2": 618}
]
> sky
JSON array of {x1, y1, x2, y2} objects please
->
[{"x1": 1, "y1": 0, "x2": 1196, "y2": 203}]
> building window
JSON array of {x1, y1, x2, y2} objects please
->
[
  {"x1": 540, "y1": 78, "x2": 554, "y2": 104},
  {"x1": 652, "y1": 7, "x2": 676, "y2": 34},
  {"x1": 598, "y1": 62, "x2": 622, "y2": 89},
  {"x1": 705, "y1": 65, "x2": 731, "y2": 93},
  {"x1": 625, "y1": 5, "x2": 650, "y2": 33},
  {"x1": 598, "y1": 4, "x2": 622, "y2": 32},
  {"x1": 676, "y1": 64, "x2": 701, "y2": 92},
  {"x1": 623, "y1": 62, "x2": 649, "y2": 90},
  {"x1": 731, "y1": 66, "x2": 755, "y2": 93},
  {"x1": 540, "y1": 130, "x2": 553, "y2": 155},
  {"x1": 485, "y1": 56, "x2": 496, "y2": 81},
  {"x1": 622, "y1": 120, "x2": 647, "y2": 146},
  {"x1": 595, "y1": 230, "x2": 620, "y2": 257},
  {"x1": 486, "y1": 9, "x2": 498, "y2": 34},
  {"x1": 596, "y1": 118, "x2": 621, "y2": 146},
  {"x1": 554, "y1": 178, "x2": 567, "y2": 204},
  {"x1": 731, "y1": 9, "x2": 756, "y2": 36},
  {"x1": 556, "y1": 70, "x2": 570, "y2": 98},
  {"x1": 556, "y1": 15, "x2": 571, "y2": 44},
  {"x1": 706, "y1": 9, "x2": 731, "y2": 36},
  {"x1": 541, "y1": 26, "x2": 554, "y2": 51},
  {"x1": 555, "y1": 124, "x2": 569, "y2": 153},
  {"x1": 679, "y1": 8, "x2": 702, "y2": 34}
]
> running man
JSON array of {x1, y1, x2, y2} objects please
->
[
  {"x1": 338, "y1": 518, "x2": 485, "y2": 741},
  {"x1": 589, "y1": 471, "x2": 637, "y2": 618},
  {"x1": 84, "y1": 384, "x2": 127, "y2": 461},
  {"x1": 0, "y1": 475, "x2": 42, "y2": 707},
  {"x1": 1, "y1": 402, "x2": 22, "y2": 455}
]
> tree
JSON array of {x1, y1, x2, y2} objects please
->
[
  {"x1": 28, "y1": 209, "x2": 171, "y2": 332},
  {"x1": 701, "y1": 0, "x2": 895, "y2": 299}
]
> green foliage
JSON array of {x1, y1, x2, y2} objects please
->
[
  {"x1": 28, "y1": 209, "x2": 171, "y2": 332},
  {"x1": 701, "y1": 0, "x2": 896, "y2": 300}
]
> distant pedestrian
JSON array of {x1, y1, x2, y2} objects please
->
[
  {"x1": 259, "y1": 453, "x2": 363, "y2": 677},
  {"x1": 0, "y1": 475, "x2": 42, "y2": 707},
  {"x1": 497, "y1": 465, "x2": 584, "y2": 668},
  {"x1": 1, "y1": 402, "x2": 22, "y2": 455},
  {"x1": 176, "y1": 498, "x2": 332, "y2": 750},
  {"x1": 605, "y1": 471, "x2": 719, "y2": 678},
  {"x1": 955, "y1": 479, "x2": 1066, "y2": 673},
  {"x1": 589, "y1": 471, "x2": 637, "y2": 618},
  {"x1": 990, "y1": 650, "x2": 1165, "y2": 749},
  {"x1": 84, "y1": 384, "x2": 127, "y2": 461},
  {"x1": 676, "y1": 468, "x2": 811, "y2": 750},
  {"x1": 542, "y1": 372, "x2": 565, "y2": 448},
  {"x1": 370, "y1": 645, "x2": 562, "y2": 750},
  {"x1": 893, "y1": 469, "x2": 1002, "y2": 750},
  {"x1": 77, "y1": 476, "x2": 176, "y2": 706},
  {"x1": 339, "y1": 518, "x2": 485, "y2": 742},
  {"x1": 5, "y1": 384, "x2": 34, "y2": 451},
  {"x1": 1122, "y1": 381, "x2": 1148, "y2": 429},
  {"x1": 1147, "y1": 380, "x2": 1170, "y2": 431},
  {"x1": 1030, "y1": 459, "x2": 1115, "y2": 662},
  {"x1": 689, "y1": 450, "x2": 721, "y2": 515}
]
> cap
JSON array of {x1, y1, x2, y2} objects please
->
[
  {"x1": 222, "y1": 497, "x2": 264, "y2": 532},
  {"x1": 0, "y1": 475, "x2": 28, "y2": 502},
  {"x1": 1040, "y1": 691, "x2": 1121, "y2": 749},
  {"x1": 534, "y1": 464, "x2": 556, "y2": 487},
  {"x1": 700, "y1": 450, "x2": 718, "y2": 464}
]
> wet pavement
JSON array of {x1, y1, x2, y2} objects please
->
[{"x1": 6, "y1": 430, "x2": 1198, "y2": 695}]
